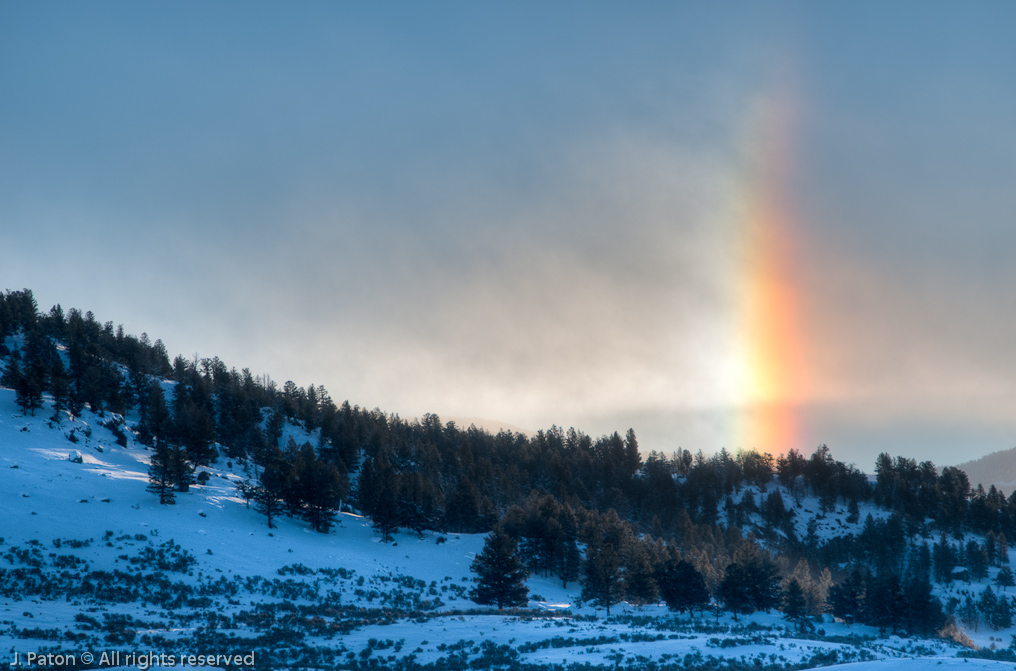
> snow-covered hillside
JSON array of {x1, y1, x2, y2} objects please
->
[{"x1": 2, "y1": 388, "x2": 1015, "y2": 670}]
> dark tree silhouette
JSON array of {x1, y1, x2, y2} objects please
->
[
  {"x1": 660, "y1": 557, "x2": 710, "y2": 616},
  {"x1": 147, "y1": 443, "x2": 177, "y2": 505},
  {"x1": 581, "y1": 535, "x2": 623, "y2": 614},
  {"x1": 254, "y1": 458, "x2": 288, "y2": 529},
  {"x1": 718, "y1": 557, "x2": 780, "y2": 620},
  {"x1": 783, "y1": 579, "x2": 810, "y2": 631},
  {"x1": 470, "y1": 525, "x2": 529, "y2": 609}
]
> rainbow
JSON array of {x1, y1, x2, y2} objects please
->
[{"x1": 730, "y1": 86, "x2": 806, "y2": 456}]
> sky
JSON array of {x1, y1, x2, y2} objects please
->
[{"x1": 3, "y1": 1, "x2": 1016, "y2": 470}]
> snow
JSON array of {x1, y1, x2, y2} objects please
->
[{"x1": 0, "y1": 386, "x2": 1013, "y2": 669}]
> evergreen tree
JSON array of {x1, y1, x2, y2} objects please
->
[
  {"x1": 718, "y1": 562, "x2": 753, "y2": 620},
  {"x1": 445, "y1": 477, "x2": 480, "y2": 533},
  {"x1": 622, "y1": 540, "x2": 659, "y2": 607},
  {"x1": 469, "y1": 525, "x2": 529, "y2": 609},
  {"x1": 558, "y1": 506, "x2": 581, "y2": 588},
  {"x1": 147, "y1": 443, "x2": 178, "y2": 505},
  {"x1": 783, "y1": 579, "x2": 811, "y2": 632},
  {"x1": 254, "y1": 458, "x2": 287, "y2": 529},
  {"x1": 659, "y1": 557, "x2": 710, "y2": 616},
  {"x1": 903, "y1": 570, "x2": 944, "y2": 636},
  {"x1": 846, "y1": 498, "x2": 860, "y2": 524},
  {"x1": 369, "y1": 455, "x2": 400, "y2": 542},
  {"x1": 829, "y1": 566, "x2": 866, "y2": 625},
  {"x1": 294, "y1": 445, "x2": 347, "y2": 533},
  {"x1": 865, "y1": 573, "x2": 905, "y2": 635},
  {"x1": 170, "y1": 446, "x2": 195, "y2": 493},
  {"x1": 265, "y1": 408, "x2": 284, "y2": 448},
  {"x1": 172, "y1": 383, "x2": 216, "y2": 465},
  {"x1": 960, "y1": 594, "x2": 979, "y2": 632},
  {"x1": 933, "y1": 533, "x2": 957, "y2": 584},
  {"x1": 718, "y1": 556, "x2": 780, "y2": 620},
  {"x1": 980, "y1": 586, "x2": 999, "y2": 627},
  {"x1": 19, "y1": 328, "x2": 50, "y2": 416},
  {"x1": 967, "y1": 540, "x2": 990, "y2": 581},
  {"x1": 138, "y1": 381, "x2": 172, "y2": 448},
  {"x1": 997, "y1": 532, "x2": 1010, "y2": 567},
  {"x1": 1, "y1": 350, "x2": 25, "y2": 402},
  {"x1": 990, "y1": 594, "x2": 1013, "y2": 630},
  {"x1": 996, "y1": 566, "x2": 1015, "y2": 592},
  {"x1": 48, "y1": 353, "x2": 71, "y2": 422},
  {"x1": 3, "y1": 348, "x2": 43, "y2": 416},
  {"x1": 234, "y1": 478, "x2": 256, "y2": 508},
  {"x1": 581, "y1": 533, "x2": 624, "y2": 614}
]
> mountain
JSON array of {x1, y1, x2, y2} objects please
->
[{"x1": 957, "y1": 447, "x2": 1016, "y2": 494}]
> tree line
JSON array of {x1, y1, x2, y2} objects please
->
[{"x1": 6, "y1": 288, "x2": 1016, "y2": 636}]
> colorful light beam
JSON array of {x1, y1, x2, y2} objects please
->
[{"x1": 732, "y1": 84, "x2": 807, "y2": 456}]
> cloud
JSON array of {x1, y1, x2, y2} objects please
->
[{"x1": 242, "y1": 131, "x2": 750, "y2": 426}]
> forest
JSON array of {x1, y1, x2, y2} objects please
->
[{"x1": 3, "y1": 287, "x2": 1016, "y2": 641}]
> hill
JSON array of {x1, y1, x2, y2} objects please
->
[
  {"x1": 0, "y1": 387, "x2": 999, "y2": 670},
  {"x1": 4, "y1": 288, "x2": 1016, "y2": 669},
  {"x1": 957, "y1": 447, "x2": 1016, "y2": 494}
]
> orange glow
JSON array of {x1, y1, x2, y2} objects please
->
[{"x1": 735, "y1": 87, "x2": 806, "y2": 456}]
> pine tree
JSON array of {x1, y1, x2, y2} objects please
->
[
  {"x1": 370, "y1": 455, "x2": 400, "y2": 542},
  {"x1": 470, "y1": 525, "x2": 529, "y2": 609},
  {"x1": 234, "y1": 478, "x2": 256, "y2": 508},
  {"x1": 19, "y1": 328, "x2": 49, "y2": 416},
  {"x1": 48, "y1": 353, "x2": 71, "y2": 422},
  {"x1": 903, "y1": 570, "x2": 944, "y2": 636},
  {"x1": 1, "y1": 350, "x2": 25, "y2": 400},
  {"x1": 719, "y1": 556, "x2": 780, "y2": 620},
  {"x1": 992, "y1": 596, "x2": 1014, "y2": 630},
  {"x1": 172, "y1": 383, "x2": 216, "y2": 466},
  {"x1": 558, "y1": 506, "x2": 581, "y2": 588},
  {"x1": 147, "y1": 443, "x2": 176, "y2": 505},
  {"x1": 996, "y1": 566, "x2": 1015, "y2": 592},
  {"x1": 138, "y1": 381, "x2": 172, "y2": 447},
  {"x1": 967, "y1": 540, "x2": 990, "y2": 581},
  {"x1": 296, "y1": 445, "x2": 347, "y2": 533},
  {"x1": 933, "y1": 533, "x2": 957, "y2": 584},
  {"x1": 960, "y1": 594, "x2": 979, "y2": 632},
  {"x1": 659, "y1": 557, "x2": 710, "y2": 616},
  {"x1": 718, "y1": 562, "x2": 753, "y2": 620},
  {"x1": 622, "y1": 540, "x2": 659, "y2": 607},
  {"x1": 980, "y1": 586, "x2": 999, "y2": 628},
  {"x1": 254, "y1": 459, "x2": 287, "y2": 529},
  {"x1": 445, "y1": 477, "x2": 480, "y2": 533},
  {"x1": 265, "y1": 408, "x2": 284, "y2": 448},
  {"x1": 581, "y1": 534, "x2": 623, "y2": 614},
  {"x1": 866, "y1": 573, "x2": 905, "y2": 635},
  {"x1": 170, "y1": 446, "x2": 195, "y2": 493},
  {"x1": 783, "y1": 579, "x2": 810, "y2": 632},
  {"x1": 829, "y1": 566, "x2": 866, "y2": 624},
  {"x1": 3, "y1": 347, "x2": 43, "y2": 416},
  {"x1": 846, "y1": 498, "x2": 860, "y2": 524}
]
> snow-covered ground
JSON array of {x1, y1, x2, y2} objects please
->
[{"x1": 0, "y1": 388, "x2": 1012, "y2": 670}]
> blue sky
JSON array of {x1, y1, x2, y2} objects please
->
[{"x1": 3, "y1": 2, "x2": 1016, "y2": 469}]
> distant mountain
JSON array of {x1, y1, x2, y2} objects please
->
[{"x1": 957, "y1": 446, "x2": 1016, "y2": 494}]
